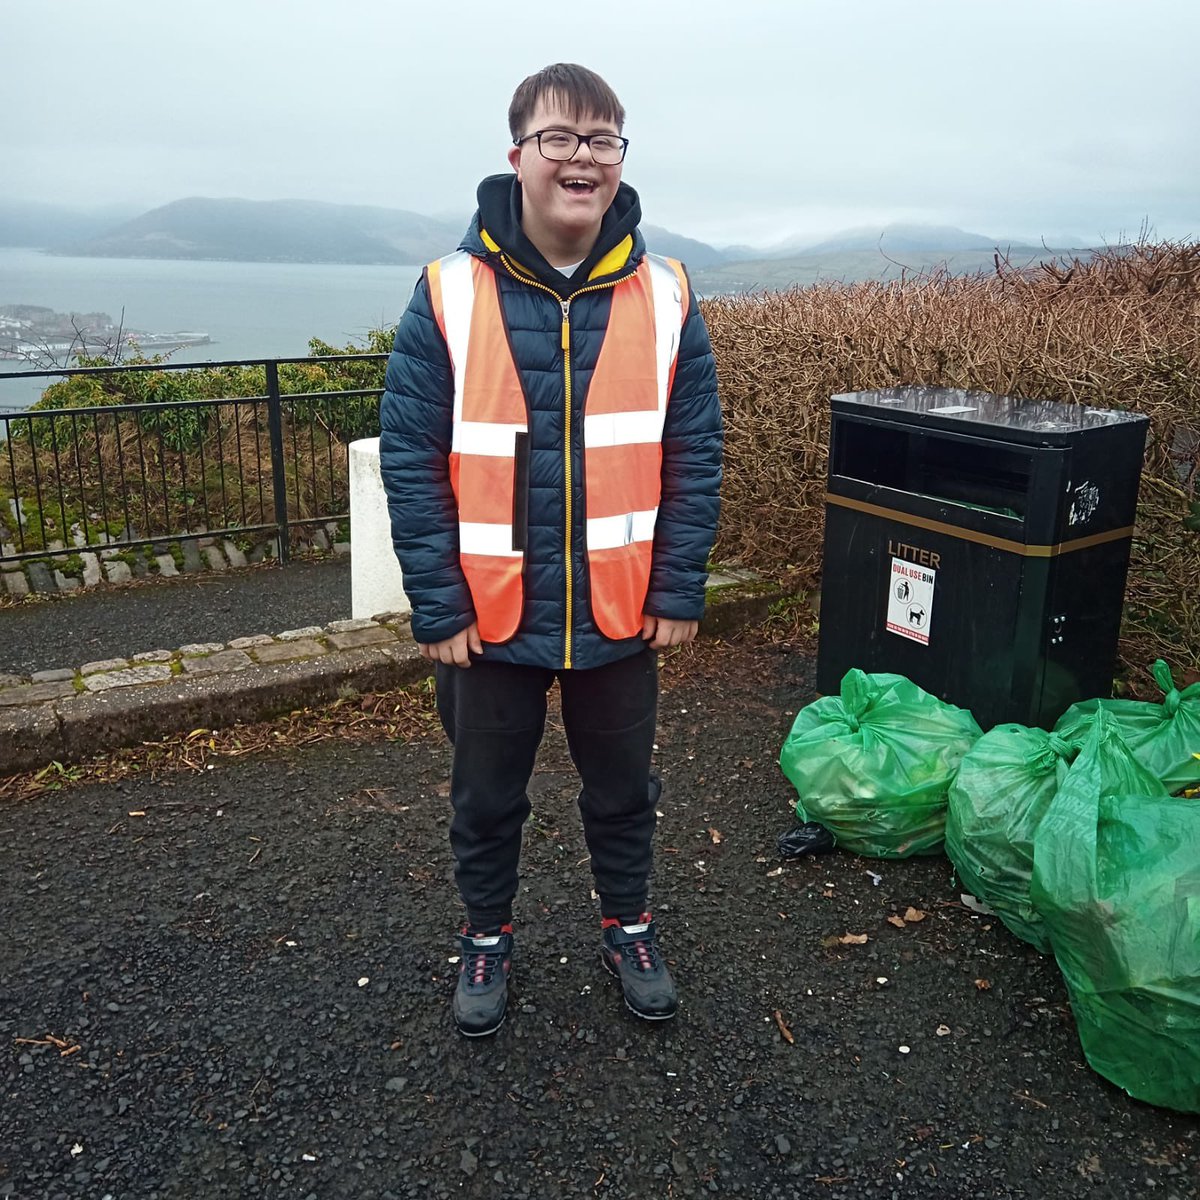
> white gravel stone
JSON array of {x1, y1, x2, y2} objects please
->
[
  {"x1": 222, "y1": 539, "x2": 248, "y2": 568},
  {"x1": 202, "y1": 545, "x2": 228, "y2": 571},
  {"x1": 104, "y1": 560, "x2": 133, "y2": 584},
  {"x1": 53, "y1": 570, "x2": 82, "y2": 592},
  {"x1": 278, "y1": 626, "x2": 325, "y2": 640},
  {"x1": 81, "y1": 552, "x2": 102, "y2": 587},
  {"x1": 154, "y1": 554, "x2": 178, "y2": 578}
]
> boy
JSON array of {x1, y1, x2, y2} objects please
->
[{"x1": 379, "y1": 63, "x2": 722, "y2": 1036}]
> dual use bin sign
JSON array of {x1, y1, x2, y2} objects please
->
[{"x1": 887, "y1": 557, "x2": 935, "y2": 645}]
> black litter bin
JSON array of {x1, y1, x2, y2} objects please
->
[{"x1": 816, "y1": 386, "x2": 1148, "y2": 730}]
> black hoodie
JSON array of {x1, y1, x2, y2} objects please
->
[{"x1": 461, "y1": 173, "x2": 646, "y2": 292}]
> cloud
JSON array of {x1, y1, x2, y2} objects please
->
[{"x1": 4, "y1": 0, "x2": 1197, "y2": 245}]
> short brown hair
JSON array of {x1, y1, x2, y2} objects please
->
[{"x1": 508, "y1": 63, "x2": 625, "y2": 140}]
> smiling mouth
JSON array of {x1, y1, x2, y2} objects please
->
[{"x1": 560, "y1": 178, "x2": 598, "y2": 193}]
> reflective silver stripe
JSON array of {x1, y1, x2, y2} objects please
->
[
  {"x1": 458, "y1": 522, "x2": 522, "y2": 557},
  {"x1": 582, "y1": 409, "x2": 664, "y2": 447},
  {"x1": 586, "y1": 508, "x2": 659, "y2": 550},
  {"x1": 452, "y1": 420, "x2": 527, "y2": 456},
  {"x1": 645, "y1": 254, "x2": 685, "y2": 414},
  {"x1": 437, "y1": 251, "x2": 475, "y2": 429},
  {"x1": 439, "y1": 253, "x2": 529, "y2": 455}
]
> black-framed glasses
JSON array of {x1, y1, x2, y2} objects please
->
[{"x1": 514, "y1": 129, "x2": 629, "y2": 165}]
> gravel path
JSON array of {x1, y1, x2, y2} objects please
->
[
  {"x1": 1, "y1": 640, "x2": 1196, "y2": 1199},
  {"x1": 0, "y1": 558, "x2": 352, "y2": 677}
]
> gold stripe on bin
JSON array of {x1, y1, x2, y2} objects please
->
[{"x1": 824, "y1": 493, "x2": 1134, "y2": 558}]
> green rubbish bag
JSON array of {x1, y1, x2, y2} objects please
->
[
  {"x1": 945, "y1": 725, "x2": 1078, "y2": 953},
  {"x1": 1030, "y1": 709, "x2": 1200, "y2": 1113},
  {"x1": 1054, "y1": 660, "x2": 1200, "y2": 794},
  {"x1": 779, "y1": 669, "x2": 982, "y2": 858}
]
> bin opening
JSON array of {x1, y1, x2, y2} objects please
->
[{"x1": 831, "y1": 421, "x2": 1030, "y2": 519}]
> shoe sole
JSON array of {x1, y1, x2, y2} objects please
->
[
  {"x1": 600, "y1": 951, "x2": 677, "y2": 1021},
  {"x1": 455, "y1": 1013, "x2": 506, "y2": 1038}
]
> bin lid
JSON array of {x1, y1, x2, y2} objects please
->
[{"x1": 832, "y1": 386, "x2": 1147, "y2": 441}]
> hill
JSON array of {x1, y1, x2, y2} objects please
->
[
  {"x1": 0, "y1": 200, "x2": 142, "y2": 248},
  {"x1": 691, "y1": 243, "x2": 1086, "y2": 295},
  {"x1": 58, "y1": 197, "x2": 730, "y2": 268},
  {"x1": 64, "y1": 198, "x2": 464, "y2": 265},
  {"x1": 641, "y1": 225, "x2": 729, "y2": 268}
]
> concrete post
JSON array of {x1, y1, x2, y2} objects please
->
[{"x1": 349, "y1": 438, "x2": 411, "y2": 621}]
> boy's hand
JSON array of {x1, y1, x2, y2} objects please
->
[
  {"x1": 418, "y1": 622, "x2": 483, "y2": 667},
  {"x1": 641, "y1": 615, "x2": 699, "y2": 649}
]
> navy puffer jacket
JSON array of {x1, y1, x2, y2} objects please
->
[{"x1": 378, "y1": 175, "x2": 722, "y2": 670}]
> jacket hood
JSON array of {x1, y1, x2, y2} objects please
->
[{"x1": 460, "y1": 173, "x2": 645, "y2": 291}]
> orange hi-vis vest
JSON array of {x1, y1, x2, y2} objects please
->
[{"x1": 425, "y1": 249, "x2": 688, "y2": 646}]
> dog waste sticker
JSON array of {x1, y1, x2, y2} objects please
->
[{"x1": 886, "y1": 558, "x2": 935, "y2": 645}]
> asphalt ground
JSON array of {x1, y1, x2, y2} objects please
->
[
  {"x1": 0, "y1": 558, "x2": 353, "y2": 678},
  {"x1": 1, "y1": 621, "x2": 1196, "y2": 1200}
]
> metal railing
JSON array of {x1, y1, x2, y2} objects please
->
[{"x1": 0, "y1": 354, "x2": 386, "y2": 567}]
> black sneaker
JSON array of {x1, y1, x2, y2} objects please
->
[
  {"x1": 600, "y1": 914, "x2": 677, "y2": 1021},
  {"x1": 452, "y1": 925, "x2": 513, "y2": 1037}
]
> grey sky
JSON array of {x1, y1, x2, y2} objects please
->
[{"x1": 5, "y1": 0, "x2": 1197, "y2": 247}]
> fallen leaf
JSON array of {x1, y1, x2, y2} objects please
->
[
  {"x1": 766, "y1": 866, "x2": 783, "y2": 878},
  {"x1": 838, "y1": 932, "x2": 868, "y2": 945},
  {"x1": 708, "y1": 827, "x2": 723, "y2": 844},
  {"x1": 128, "y1": 811, "x2": 145, "y2": 818},
  {"x1": 936, "y1": 1024, "x2": 951, "y2": 1037},
  {"x1": 974, "y1": 978, "x2": 991, "y2": 990},
  {"x1": 772, "y1": 1009, "x2": 795, "y2": 1044},
  {"x1": 903, "y1": 907, "x2": 926, "y2": 922},
  {"x1": 886, "y1": 915, "x2": 907, "y2": 929}
]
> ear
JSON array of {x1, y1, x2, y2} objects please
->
[{"x1": 507, "y1": 144, "x2": 522, "y2": 176}]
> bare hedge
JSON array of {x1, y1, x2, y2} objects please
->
[{"x1": 701, "y1": 241, "x2": 1200, "y2": 671}]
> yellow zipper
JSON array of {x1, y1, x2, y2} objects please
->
[{"x1": 498, "y1": 254, "x2": 630, "y2": 669}]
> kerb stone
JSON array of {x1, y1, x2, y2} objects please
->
[
  {"x1": 181, "y1": 649, "x2": 254, "y2": 676},
  {"x1": 81, "y1": 658, "x2": 130, "y2": 675},
  {"x1": 0, "y1": 705, "x2": 63, "y2": 773},
  {"x1": 2, "y1": 571, "x2": 30, "y2": 598},
  {"x1": 82, "y1": 664, "x2": 174, "y2": 692},
  {"x1": 31, "y1": 668, "x2": 75, "y2": 683},
  {"x1": 253, "y1": 639, "x2": 327, "y2": 664},
  {"x1": 278, "y1": 626, "x2": 324, "y2": 641},
  {"x1": 0, "y1": 680, "x2": 77, "y2": 707},
  {"x1": 327, "y1": 618, "x2": 378, "y2": 633},
  {"x1": 229, "y1": 635, "x2": 274, "y2": 649},
  {"x1": 327, "y1": 627, "x2": 398, "y2": 651},
  {"x1": 179, "y1": 643, "x2": 225, "y2": 656}
]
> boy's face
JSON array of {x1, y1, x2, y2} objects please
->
[{"x1": 507, "y1": 96, "x2": 623, "y2": 248}]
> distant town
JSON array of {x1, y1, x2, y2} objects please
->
[{"x1": 0, "y1": 304, "x2": 210, "y2": 363}]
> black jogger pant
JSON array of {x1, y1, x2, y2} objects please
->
[{"x1": 435, "y1": 648, "x2": 659, "y2": 930}]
